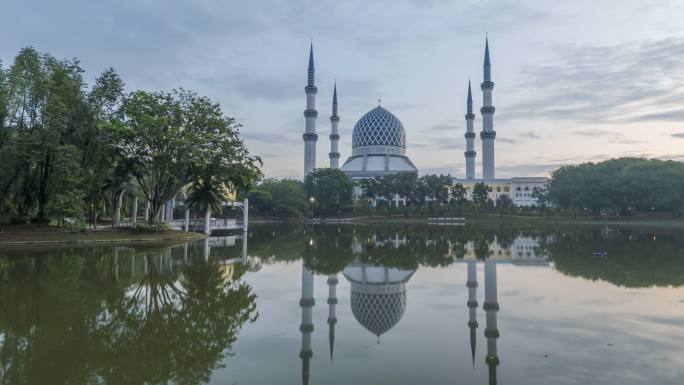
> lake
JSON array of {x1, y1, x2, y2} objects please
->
[{"x1": 1, "y1": 223, "x2": 683, "y2": 385}]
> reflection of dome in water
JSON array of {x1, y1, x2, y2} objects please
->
[
  {"x1": 343, "y1": 263, "x2": 415, "y2": 337},
  {"x1": 350, "y1": 290, "x2": 406, "y2": 336}
]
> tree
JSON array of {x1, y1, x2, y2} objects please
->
[
  {"x1": 451, "y1": 183, "x2": 466, "y2": 201},
  {"x1": 185, "y1": 177, "x2": 225, "y2": 234},
  {"x1": 532, "y1": 186, "x2": 551, "y2": 217},
  {"x1": 549, "y1": 158, "x2": 684, "y2": 217},
  {"x1": 117, "y1": 90, "x2": 191, "y2": 223},
  {"x1": 304, "y1": 168, "x2": 353, "y2": 217},
  {"x1": 359, "y1": 177, "x2": 381, "y2": 213},
  {"x1": 0, "y1": 48, "x2": 90, "y2": 221},
  {"x1": 45, "y1": 145, "x2": 84, "y2": 225},
  {"x1": 118, "y1": 89, "x2": 261, "y2": 224},
  {"x1": 247, "y1": 189, "x2": 272, "y2": 216},
  {"x1": 495, "y1": 194, "x2": 514, "y2": 217},
  {"x1": 472, "y1": 182, "x2": 491, "y2": 211},
  {"x1": 391, "y1": 172, "x2": 419, "y2": 215},
  {"x1": 84, "y1": 68, "x2": 126, "y2": 227},
  {"x1": 248, "y1": 179, "x2": 308, "y2": 219}
]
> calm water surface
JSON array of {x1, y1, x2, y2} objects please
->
[{"x1": 1, "y1": 224, "x2": 683, "y2": 385}]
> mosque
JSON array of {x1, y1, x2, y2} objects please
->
[{"x1": 301, "y1": 37, "x2": 548, "y2": 206}]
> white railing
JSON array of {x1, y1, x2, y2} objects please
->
[{"x1": 168, "y1": 218, "x2": 241, "y2": 231}]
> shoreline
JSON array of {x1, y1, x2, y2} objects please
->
[
  {"x1": 2, "y1": 214, "x2": 681, "y2": 245},
  {"x1": 0, "y1": 228, "x2": 207, "y2": 246},
  {"x1": 252, "y1": 215, "x2": 684, "y2": 228}
]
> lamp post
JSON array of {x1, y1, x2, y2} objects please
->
[{"x1": 310, "y1": 197, "x2": 315, "y2": 221}]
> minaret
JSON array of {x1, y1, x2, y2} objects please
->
[
  {"x1": 329, "y1": 83, "x2": 340, "y2": 169},
  {"x1": 303, "y1": 43, "x2": 318, "y2": 175},
  {"x1": 299, "y1": 263, "x2": 315, "y2": 385},
  {"x1": 480, "y1": 36, "x2": 496, "y2": 180},
  {"x1": 464, "y1": 80, "x2": 476, "y2": 179},
  {"x1": 327, "y1": 273, "x2": 338, "y2": 362},
  {"x1": 483, "y1": 259, "x2": 500, "y2": 385},
  {"x1": 466, "y1": 260, "x2": 479, "y2": 367}
]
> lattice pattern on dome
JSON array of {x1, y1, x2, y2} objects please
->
[
  {"x1": 350, "y1": 291, "x2": 406, "y2": 336},
  {"x1": 352, "y1": 106, "x2": 406, "y2": 148}
]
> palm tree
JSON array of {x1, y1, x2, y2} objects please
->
[{"x1": 185, "y1": 177, "x2": 226, "y2": 234}]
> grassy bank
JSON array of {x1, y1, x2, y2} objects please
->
[{"x1": 0, "y1": 225, "x2": 206, "y2": 245}]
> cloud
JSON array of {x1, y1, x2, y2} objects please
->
[
  {"x1": 521, "y1": 131, "x2": 541, "y2": 139},
  {"x1": 570, "y1": 129, "x2": 643, "y2": 144},
  {"x1": 419, "y1": 164, "x2": 461, "y2": 176},
  {"x1": 655, "y1": 153, "x2": 684, "y2": 161},
  {"x1": 508, "y1": 38, "x2": 684, "y2": 124},
  {"x1": 428, "y1": 123, "x2": 455, "y2": 131},
  {"x1": 495, "y1": 163, "x2": 557, "y2": 177},
  {"x1": 241, "y1": 129, "x2": 297, "y2": 145},
  {"x1": 412, "y1": 136, "x2": 458, "y2": 150},
  {"x1": 498, "y1": 137, "x2": 518, "y2": 144},
  {"x1": 631, "y1": 109, "x2": 684, "y2": 123}
]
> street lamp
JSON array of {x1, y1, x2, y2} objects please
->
[{"x1": 309, "y1": 197, "x2": 315, "y2": 221}]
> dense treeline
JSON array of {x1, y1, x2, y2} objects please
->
[
  {"x1": 549, "y1": 158, "x2": 684, "y2": 216},
  {"x1": 246, "y1": 170, "x2": 468, "y2": 219},
  {"x1": 0, "y1": 47, "x2": 260, "y2": 228}
]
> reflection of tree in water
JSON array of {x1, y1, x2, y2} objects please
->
[
  {"x1": 249, "y1": 224, "x2": 559, "y2": 271},
  {"x1": 246, "y1": 224, "x2": 307, "y2": 262},
  {"x1": 0, "y1": 246, "x2": 257, "y2": 385},
  {"x1": 549, "y1": 227, "x2": 684, "y2": 287},
  {"x1": 303, "y1": 226, "x2": 355, "y2": 274},
  {"x1": 248, "y1": 224, "x2": 684, "y2": 287}
]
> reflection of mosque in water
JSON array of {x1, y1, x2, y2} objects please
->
[
  {"x1": 298, "y1": 234, "x2": 550, "y2": 385},
  {"x1": 343, "y1": 262, "x2": 414, "y2": 339}
]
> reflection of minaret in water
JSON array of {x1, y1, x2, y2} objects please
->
[
  {"x1": 299, "y1": 263, "x2": 315, "y2": 385},
  {"x1": 327, "y1": 274, "x2": 338, "y2": 362},
  {"x1": 483, "y1": 260, "x2": 500, "y2": 385},
  {"x1": 466, "y1": 260, "x2": 479, "y2": 367}
]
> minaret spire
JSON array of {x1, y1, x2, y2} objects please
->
[
  {"x1": 467, "y1": 78, "x2": 473, "y2": 112},
  {"x1": 464, "y1": 79, "x2": 476, "y2": 179},
  {"x1": 327, "y1": 274, "x2": 338, "y2": 362},
  {"x1": 329, "y1": 83, "x2": 340, "y2": 169},
  {"x1": 308, "y1": 42, "x2": 315, "y2": 75},
  {"x1": 303, "y1": 42, "x2": 319, "y2": 175},
  {"x1": 480, "y1": 36, "x2": 496, "y2": 180},
  {"x1": 484, "y1": 36, "x2": 491, "y2": 81}
]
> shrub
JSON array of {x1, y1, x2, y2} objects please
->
[
  {"x1": 9, "y1": 216, "x2": 28, "y2": 225},
  {"x1": 132, "y1": 223, "x2": 170, "y2": 233},
  {"x1": 30, "y1": 217, "x2": 51, "y2": 225},
  {"x1": 64, "y1": 220, "x2": 87, "y2": 233}
]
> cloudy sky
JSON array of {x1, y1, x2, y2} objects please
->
[{"x1": 3, "y1": 0, "x2": 684, "y2": 178}]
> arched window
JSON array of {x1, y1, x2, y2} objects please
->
[
  {"x1": 524, "y1": 186, "x2": 530, "y2": 191},
  {"x1": 497, "y1": 187, "x2": 501, "y2": 192},
  {"x1": 504, "y1": 187, "x2": 510, "y2": 192},
  {"x1": 516, "y1": 187, "x2": 521, "y2": 192}
]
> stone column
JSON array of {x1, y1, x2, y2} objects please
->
[{"x1": 130, "y1": 190, "x2": 138, "y2": 227}]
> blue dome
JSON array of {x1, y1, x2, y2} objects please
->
[{"x1": 352, "y1": 106, "x2": 406, "y2": 149}]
